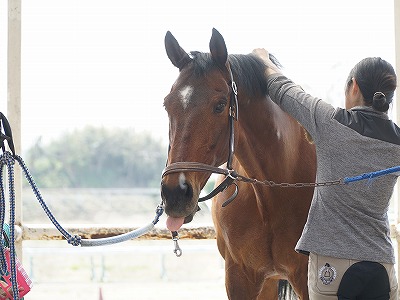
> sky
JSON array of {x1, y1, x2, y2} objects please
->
[{"x1": 0, "y1": 0, "x2": 397, "y2": 151}]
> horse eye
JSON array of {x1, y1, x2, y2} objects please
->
[{"x1": 214, "y1": 101, "x2": 227, "y2": 114}]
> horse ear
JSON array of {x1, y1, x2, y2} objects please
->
[
  {"x1": 209, "y1": 28, "x2": 228, "y2": 69},
  {"x1": 165, "y1": 31, "x2": 192, "y2": 71}
]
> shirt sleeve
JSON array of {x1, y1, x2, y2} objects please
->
[{"x1": 267, "y1": 73, "x2": 336, "y2": 141}]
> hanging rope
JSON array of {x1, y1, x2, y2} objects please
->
[
  {"x1": 1, "y1": 150, "x2": 166, "y2": 300},
  {"x1": 0, "y1": 152, "x2": 20, "y2": 300},
  {"x1": 15, "y1": 151, "x2": 164, "y2": 247},
  {"x1": 1, "y1": 152, "x2": 165, "y2": 250}
]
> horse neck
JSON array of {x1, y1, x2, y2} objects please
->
[{"x1": 234, "y1": 96, "x2": 301, "y2": 181}]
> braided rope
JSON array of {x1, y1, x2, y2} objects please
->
[
  {"x1": 0, "y1": 163, "x2": 7, "y2": 274},
  {"x1": 0, "y1": 152, "x2": 20, "y2": 299},
  {"x1": 15, "y1": 154, "x2": 75, "y2": 243},
  {"x1": 0, "y1": 150, "x2": 165, "y2": 298},
  {"x1": 14, "y1": 153, "x2": 164, "y2": 247}
]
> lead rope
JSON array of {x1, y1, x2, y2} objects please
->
[
  {"x1": 0, "y1": 149, "x2": 165, "y2": 248},
  {"x1": 0, "y1": 149, "x2": 170, "y2": 297},
  {"x1": 0, "y1": 152, "x2": 20, "y2": 300}
]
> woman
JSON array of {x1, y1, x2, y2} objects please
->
[{"x1": 253, "y1": 49, "x2": 399, "y2": 299}]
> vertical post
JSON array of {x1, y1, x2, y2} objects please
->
[
  {"x1": 395, "y1": 0, "x2": 400, "y2": 291},
  {"x1": 7, "y1": 0, "x2": 22, "y2": 258}
]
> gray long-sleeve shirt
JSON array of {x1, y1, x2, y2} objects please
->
[{"x1": 267, "y1": 73, "x2": 400, "y2": 264}]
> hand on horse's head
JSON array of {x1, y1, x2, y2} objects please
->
[{"x1": 252, "y1": 48, "x2": 280, "y2": 76}]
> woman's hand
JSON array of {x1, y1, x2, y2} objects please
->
[{"x1": 252, "y1": 48, "x2": 280, "y2": 76}]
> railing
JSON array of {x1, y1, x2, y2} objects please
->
[
  {"x1": 23, "y1": 242, "x2": 222, "y2": 282},
  {"x1": 21, "y1": 224, "x2": 216, "y2": 241},
  {"x1": 22, "y1": 238, "x2": 227, "y2": 299}
]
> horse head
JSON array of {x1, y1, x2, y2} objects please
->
[{"x1": 161, "y1": 28, "x2": 235, "y2": 231}]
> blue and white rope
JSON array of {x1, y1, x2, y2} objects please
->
[
  {"x1": 0, "y1": 151, "x2": 20, "y2": 300},
  {"x1": 0, "y1": 151, "x2": 164, "y2": 253},
  {"x1": 14, "y1": 153, "x2": 164, "y2": 247}
]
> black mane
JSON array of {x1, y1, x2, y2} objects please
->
[{"x1": 190, "y1": 51, "x2": 273, "y2": 99}]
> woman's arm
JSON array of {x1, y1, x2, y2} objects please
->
[{"x1": 252, "y1": 48, "x2": 335, "y2": 139}]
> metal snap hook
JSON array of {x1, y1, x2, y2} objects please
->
[{"x1": 171, "y1": 231, "x2": 182, "y2": 257}]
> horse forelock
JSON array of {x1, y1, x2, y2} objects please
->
[{"x1": 189, "y1": 51, "x2": 269, "y2": 99}]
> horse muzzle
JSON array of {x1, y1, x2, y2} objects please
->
[{"x1": 160, "y1": 177, "x2": 200, "y2": 220}]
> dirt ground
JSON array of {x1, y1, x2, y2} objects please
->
[
  {"x1": 26, "y1": 281, "x2": 227, "y2": 300},
  {"x1": 21, "y1": 240, "x2": 228, "y2": 300}
]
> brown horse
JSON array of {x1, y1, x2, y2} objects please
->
[{"x1": 161, "y1": 28, "x2": 316, "y2": 299}]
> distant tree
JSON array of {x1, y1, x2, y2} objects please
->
[{"x1": 24, "y1": 127, "x2": 167, "y2": 188}]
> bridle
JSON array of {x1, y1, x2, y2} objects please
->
[
  {"x1": 161, "y1": 61, "x2": 343, "y2": 209},
  {"x1": 162, "y1": 63, "x2": 240, "y2": 207}
]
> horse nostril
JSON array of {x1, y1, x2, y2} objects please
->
[
  {"x1": 180, "y1": 183, "x2": 193, "y2": 199},
  {"x1": 178, "y1": 173, "x2": 193, "y2": 199},
  {"x1": 161, "y1": 178, "x2": 194, "y2": 204}
]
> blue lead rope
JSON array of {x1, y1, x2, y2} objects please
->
[
  {"x1": 1, "y1": 151, "x2": 164, "y2": 249},
  {"x1": 0, "y1": 150, "x2": 165, "y2": 299},
  {"x1": 0, "y1": 152, "x2": 20, "y2": 300},
  {"x1": 343, "y1": 166, "x2": 400, "y2": 184}
]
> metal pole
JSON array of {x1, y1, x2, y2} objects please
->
[{"x1": 7, "y1": 0, "x2": 22, "y2": 258}]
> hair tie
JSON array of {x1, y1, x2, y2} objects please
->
[
  {"x1": 372, "y1": 91, "x2": 389, "y2": 112},
  {"x1": 373, "y1": 91, "x2": 386, "y2": 99}
]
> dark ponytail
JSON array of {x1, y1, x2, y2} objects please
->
[
  {"x1": 346, "y1": 57, "x2": 397, "y2": 112},
  {"x1": 372, "y1": 92, "x2": 389, "y2": 112}
]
